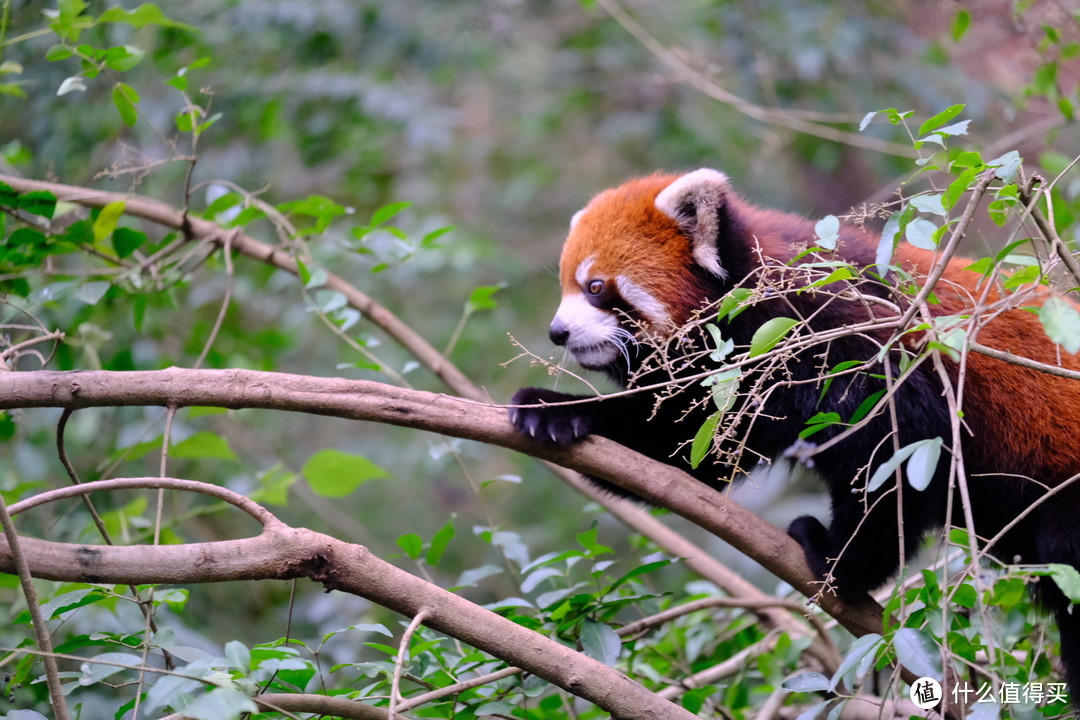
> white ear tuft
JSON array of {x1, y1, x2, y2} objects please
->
[
  {"x1": 569, "y1": 208, "x2": 586, "y2": 229},
  {"x1": 654, "y1": 169, "x2": 730, "y2": 279}
]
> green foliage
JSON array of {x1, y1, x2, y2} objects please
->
[{"x1": 0, "y1": 1, "x2": 1078, "y2": 718}]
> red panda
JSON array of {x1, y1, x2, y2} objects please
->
[{"x1": 510, "y1": 169, "x2": 1080, "y2": 693}]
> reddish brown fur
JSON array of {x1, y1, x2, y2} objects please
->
[
  {"x1": 523, "y1": 171, "x2": 1080, "y2": 692},
  {"x1": 562, "y1": 175, "x2": 711, "y2": 327},
  {"x1": 894, "y1": 244, "x2": 1080, "y2": 487},
  {"x1": 563, "y1": 175, "x2": 1080, "y2": 489}
]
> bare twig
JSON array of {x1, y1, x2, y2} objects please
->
[
  {"x1": 596, "y1": 0, "x2": 918, "y2": 158},
  {"x1": 389, "y1": 610, "x2": 429, "y2": 719}
]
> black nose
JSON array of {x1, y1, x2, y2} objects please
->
[{"x1": 549, "y1": 319, "x2": 570, "y2": 346}]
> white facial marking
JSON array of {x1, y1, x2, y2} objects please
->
[
  {"x1": 552, "y1": 293, "x2": 622, "y2": 369},
  {"x1": 615, "y1": 275, "x2": 672, "y2": 330},
  {"x1": 574, "y1": 256, "x2": 595, "y2": 287}
]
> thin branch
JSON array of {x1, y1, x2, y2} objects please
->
[
  {"x1": 969, "y1": 340, "x2": 1080, "y2": 381},
  {"x1": 193, "y1": 226, "x2": 239, "y2": 369},
  {"x1": 389, "y1": 610, "x2": 428, "y2": 720},
  {"x1": 56, "y1": 408, "x2": 112, "y2": 540},
  {"x1": 396, "y1": 666, "x2": 522, "y2": 713},
  {"x1": 0, "y1": 493, "x2": 70, "y2": 720},
  {"x1": 596, "y1": 0, "x2": 918, "y2": 158},
  {"x1": 893, "y1": 171, "x2": 997, "y2": 332},
  {"x1": 0, "y1": 328, "x2": 63, "y2": 369},
  {"x1": 9, "y1": 476, "x2": 279, "y2": 528}
]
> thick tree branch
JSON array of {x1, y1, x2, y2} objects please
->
[
  {"x1": 1, "y1": 486, "x2": 694, "y2": 720},
  {"x1": 0, "y1": 367, "x2": 885, "y2": 637}
]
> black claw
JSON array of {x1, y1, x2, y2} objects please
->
[{"x1": 507, "y1": 387, "x2": 595, "y2": 446}]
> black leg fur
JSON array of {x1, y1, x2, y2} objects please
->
[{"x1": 509, "y1": 387, "x2": 595, "y2": 446}]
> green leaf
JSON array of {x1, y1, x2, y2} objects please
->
[
  {"x1": 748, "y1": 317, "x2": 799, "y2": 358},
  {"x1": 893, "y1": 628, "x2": 942, "y2": 680},
  {"x1": 819, "y1": 359, "x2": 864, "y2": 402},
  {"x1": 782, "y1": 672, "x2": 831, "y2": 692},
  {"x1": 302, "y1": 449, "x2": 389, "y2": 498},
  {"x1": 0, "y1": 410, "x2": 15, "y2": 441},
  {"x1": 370, "y1": 201, "x2": 411, "y2": 227},
  {"x1": 225, "y1": 640, "x2": 251, "y2": 671},
  {"x1": 426, "y1": 517, "x2": 456, "y2": 566},
  {"x1": 951, "y1": 10, "x2": 971, "y2": 41},
  {"x1": 987, "y1": 150, "x2": 1022, "y2": 183},
  {"x1": 814, "y1": 215, "x2": 840, "y2": 250},
  {"x1": 690, "y1": 411, "x2": 721, "y2": 469},
  {"x1": 906, "y1": 437, "x2": 942, "y2": 491},
  {"x1": 1039, "y1": 297, "x2": 1080, "y2": 354},
  {"x1": 848, "y1": 389, "x2": 885, "y2": 425},
  {"x1": 75, "y1": 280, "x2": 110, "y2": 305},
  {"x1": 799, "y1": 411, "x2": 842, "y2": 439},
  {"x1": 112, "y1": 227, "x2": 146, "y2": 258},
  {"x1": 703, "y1": 367, "x2": 740, "y2": 412},
  {"x1": 45, "y1": 44, "x2": 74, "y2": 62},
  {"x1": 716, "y1": 287, "x2": 753, "y2": 321},
  {"x1": 952, "y1": 583, "x2": 977, "y2": 609},
  {"x1": 830, "y1": 634, "x2": 882, "y2": 691},
  {"x1": 397, "y1": 533, "x2": 424, "y2": 560},
  {"x1": 875, "y1": 214, "x2": 900, "y2": 276},
  {"x1": 466, "y1": 284, "x2": 503, "y2": 313},
  {"x1": 606, "y1": 559, "x2": 671, "y2": 593},
  {"x1": 580, "y1": 619, "x2": 621, "y2": 666},
  {"x1": 867, "y1": 442, "x2": 923, "y2": 492},
  {"x1": 179, "y1": 688, "x2": 258, "y2": 720},
  {"x1": 904, "y1": 217, "x2": 938, "y2": 250},
  {"x1": 421, "y1": 226, "x2": 453, "y2": 248},
  {"x1": 252, "y1": 465, "x2": 296, "y2": 506},
  {"x1": 41, "y1": 588, "x2": 95, "y2": 619},
  {"x1": 103, "y1": 45, "x2": 145, "y2": 72},
  {"x1": 909, "y1": 194, "x2": 946, "y2": 217},
  {"x1": 171, "y1": 431, "x2": 237, "y2": 460},
  {"x1": 935, "y1": 120, "x2": 970, "y2": 137},
  {"x1": 92, "y1": 200, "x2": 126, "y2": 244},
  {"x1": 97, "y1": 4, "x2": 198, "y2": 31},
  {"x1": 78, "y1": 651, "x2": 144, "y2": 686},
  {"x1": 918, "y1": 104, "x2": 965, "y2": 137},
  {"x1": 17, "y1": 190, "x2": 57, "y2": 219},
  {"x1": 943, "y1": 166, "x2": 979, "y2": 210},
  {"x1": 803, "y1": 266, "x2": 855, "y2": 292},
  {"x1": 112, "y1": 83, "x2": 140, "y2": 126},
  {"x1": 1045, "y1": 563, "x2": 1080, "y2": 603}
]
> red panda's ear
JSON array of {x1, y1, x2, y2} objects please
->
[{"x1": 654, "y1": 168, "x2": 729, "y2": 279}]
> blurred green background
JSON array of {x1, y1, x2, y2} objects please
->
[{"x1": 1, "y1": 0, "x2": 1077, "y2": 695}]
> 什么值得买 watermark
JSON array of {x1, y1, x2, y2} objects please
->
[{"x1": 910, "y1": 677, "x2": 1069, "y2": 710}]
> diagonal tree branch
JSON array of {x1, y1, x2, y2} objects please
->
[{"x1": 0, "y1": 367, "x2": 885, "y2": 638}]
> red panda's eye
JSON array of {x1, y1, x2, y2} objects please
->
[{"x1": 587, "y1": 279, "x2": 605, "y2": 296}]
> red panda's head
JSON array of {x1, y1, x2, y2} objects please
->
[{"x1": 550, "y1": 169, "x2": 731, "y2": 371}]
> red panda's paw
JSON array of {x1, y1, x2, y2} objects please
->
[{"x1": 509, "y1": 387, "x2": 593, "y2": 445}]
